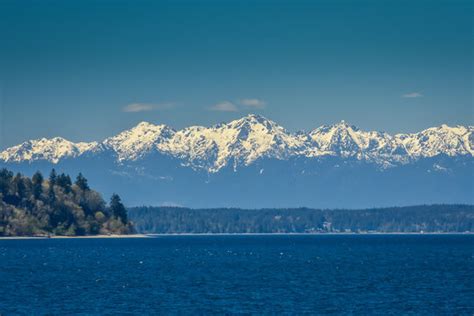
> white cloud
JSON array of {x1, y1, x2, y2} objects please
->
[
  {"x1": 209, "y1": 101, "x2": 238, "y2": 112},
  {"x1": 402, "y1": 92, "x2": 423, "y2": 98},
  {"x1": 239, "y1": 98, "x2": 266, "y2": 109},
  {"x1": 123, "y1": 103, "x2": 174, "y2": 112}
]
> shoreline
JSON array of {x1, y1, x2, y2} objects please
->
[
  {"x1": 0, "y1": 232, "x2": 473, "y2": 239},
  {"x1": 0, "y1": 234, "x2": 150, "y2": 240},
  {"x1": 146, "y1": 232, "x2": 474, "y2": 236}
]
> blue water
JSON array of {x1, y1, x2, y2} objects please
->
[{"x1": 0, "y1": 235, "x2": 473, "y2": 315}]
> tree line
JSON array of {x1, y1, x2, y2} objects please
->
[
  {"x1": 0, "y1": 168, "x2": 132, "y2": 236},
  {"x1": 129, "y1": 205, "x2": 474, "y2": 234}
]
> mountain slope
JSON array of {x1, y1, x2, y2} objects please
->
[
  {"x1": 2, "y1": 115, "x2": 472, "y2": 170},
  {"x1": 103, "y1": 122, "x2": 176, "y2": 162},
  {"x1": 160, "y1": 114, "x2": 306, "y2": 171},
  {"x1": 1, "y1": 115, "x2": 472, "y2": 208},
  {"x1": 0, "y1": 137, "x2": 100, "y2": 163}
]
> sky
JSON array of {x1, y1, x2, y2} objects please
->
[{"x1": 0, "y1": 0, "x2": 472, "y2": 149}]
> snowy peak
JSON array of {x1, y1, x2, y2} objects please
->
[
  {"x1": 103, "y1": 121, "x2": 176, "y2": 161},
  {"x1": 226, "y1": 114, "x2": 277, "y2": 129},
  {"x1": 0, "y1": 137, "x2": 99, "y2": 163},
  {"x1": 308, "y1": 122, "x2": 474, "y2": 162},
  {"x1": 397, "y1": 124, "x2": 473, "y2": 157},
  {"x1": 161, "y1": 114, "x2": 304, "y2": 171},
  {"x1": 217, "y1": 114, "x2": 305, "y2": 165},
  {"x1": 310, "y1": 121, "x2": 362, "y2": 155},
  {"x1": 222, "y1": 114, "x2": 291, "y2": 145},
  {"x1": 215, "y1": 114, "x2": 287, "y2": 142},
  {"x1": 307, "y1": 120, "x2": 398, "y2": 158},
  {"x1": 0, "y1": 116, "x2": 472, "y2": 171}
]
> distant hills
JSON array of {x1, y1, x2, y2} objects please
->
[
  {"x1": 129, "y1": 205, "x2": 474, "y2": 234},
  {"x1": 1, "y1": 115, "x2": 473, "y2": 208}
]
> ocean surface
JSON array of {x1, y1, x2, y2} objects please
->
[{"x1": 0, "y1": 235, "x2": 473, "y2": 315}]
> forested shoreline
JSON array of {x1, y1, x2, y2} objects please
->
[
  {"x1": 0, "y1": 168, "x2": 133, "y2": 236},
  {"x1": 2, "y1": 166, "x2": 472, "y2": 236},
  {"x1": 129, "y1": 205, "x2": 474, "y2": 234}
]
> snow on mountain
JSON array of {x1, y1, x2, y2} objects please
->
[
  {"x1": 0, "y1": 137, "x2": 99, "y2": 163},
  {"x1": 1, "y1": 115, "x2": 472, "y2": 171},
  {"x1": 308, "y1": 121, "x2": 409, "y2": 164},
  {"x1": 103, "y1": 121, "x2": 175, "y2": 161},
  {"x1": 161, "y1": 114, "x2": 306, "y2": 171},
  {"x1": 396, "y1": 125, "x2": 474, "y2": 158}
]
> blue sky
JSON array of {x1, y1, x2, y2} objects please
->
[{"x1": 0, "y1": 0, "x2": 472, "y2": 149}]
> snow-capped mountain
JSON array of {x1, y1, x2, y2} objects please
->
[
  {"x1": 160, "y1": 114, "x2": 306, "y2": 171},
  {"x1": 103, "y1": 122, "x2": 176, "y2": 162},
  {"x1": 307, "y1": 121, "x2": 408, "y2": 164},
  {"x1": 0, "y1": 137, "x2": 100, "y2": 164},
  {"x1": 395, "y1": 124, "x2": 474, "y2": 158},
  {"x1": 1, "y1": 114, "x2": 472, "y2": 171},
  {"x1": 1, "y1": 115, "x2": 472, "y2": 208}
]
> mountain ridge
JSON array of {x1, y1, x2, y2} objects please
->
[{"x1": 2, "y1": 114, "x2": 473, "y2": 172}]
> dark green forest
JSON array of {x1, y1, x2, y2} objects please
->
[
  {"x1": 2, "y1": 166, "x2": 472, "y2": 236},
  {"x1": 129, "y1": 205, "x2": 474, "y2": 234},
  {"x1": 0, "y1": 168, "x2": 133, "y2": 236}
]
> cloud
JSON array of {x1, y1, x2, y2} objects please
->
[
  {"x1": 209, "y1": 101, "x2": 238, "y2": 112},
  {"x1": 402, "y1": 92, "x2": 423, "y2": 98},
  {"x1": 123, "y1": 103, "x2": 174, "y2": 112},
  {"x1": 239, "y1": 98, "x2": 266, "y2": 109}
]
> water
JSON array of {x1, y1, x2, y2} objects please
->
[{"x1": 0, "y1": 235, "x2": 473, "y2": 315}]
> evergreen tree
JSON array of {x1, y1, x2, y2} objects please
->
[
  {"x1": 109, "y1": 193, "x2": 128, "y2": 224},
  {"x1": 0, "y1": 168, "x2": 14, "y2": 196},
  {"x1": 49, "y1": 169, "x2": 57, "y2": 186},
  {"x1": 32, "y1": 171, "x2": 44, "y2": 199},
  {"x1": 57, "y1": 173, "x2": 72, "y2": 194},
  {"x1": 48, "y1": 187, "x2": 56, "y2": 203},
  {"x1": 0, "y1": 168, "x2": 132, "y2": 236},
  {"x1": 13, "y1": 173, "x2": 27, "y2": 199},
  {"x1": 75, "y1": 173, "x2": 89, "y2": 191},
  {"x1": 48, "y1": 169, "x2": 57, "y2": 203}
]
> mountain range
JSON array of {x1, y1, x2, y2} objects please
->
[{"x1": 1, "y1": 114, "x2": 473, "y2": 208}]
